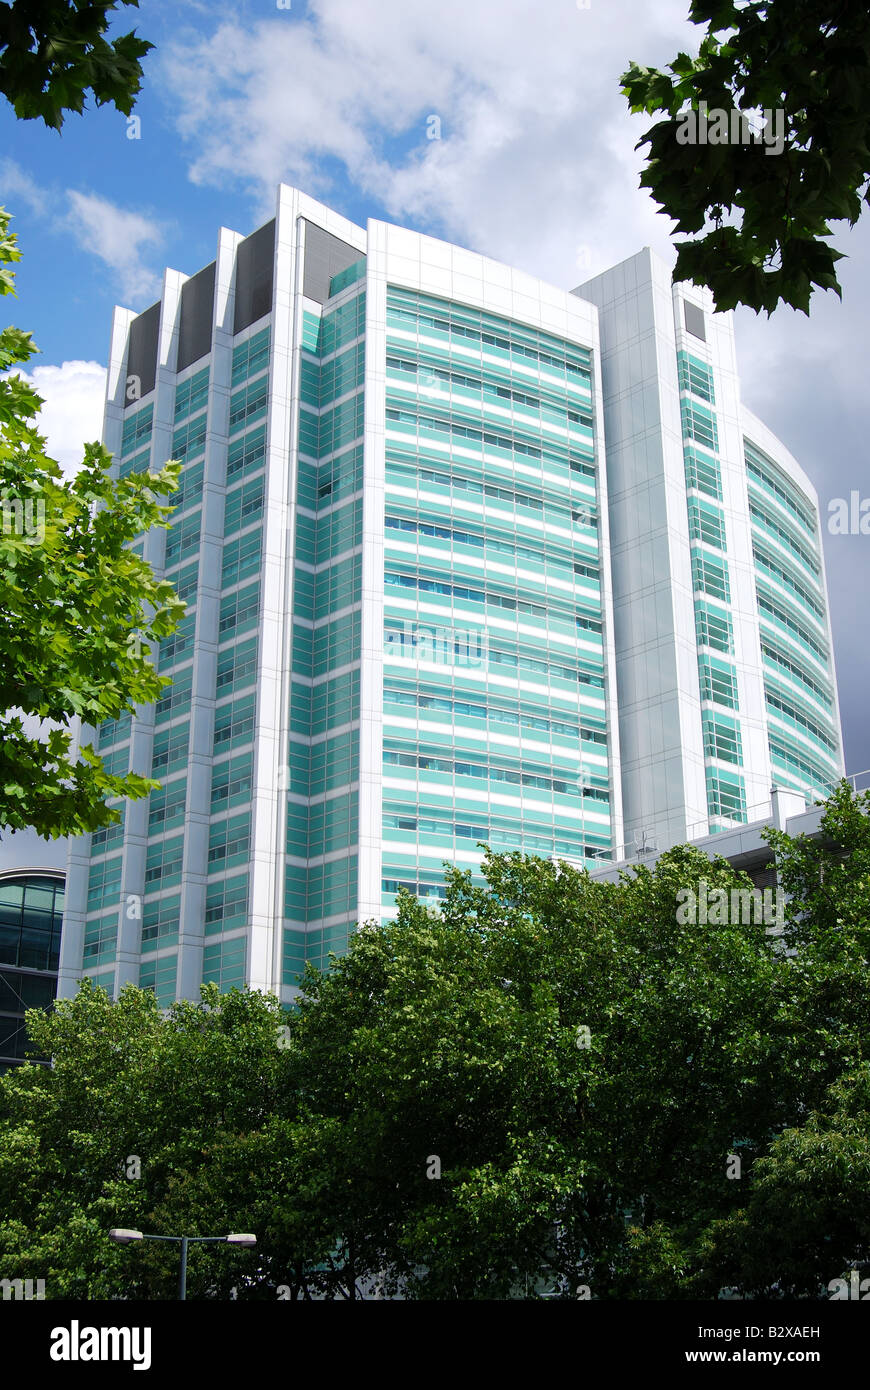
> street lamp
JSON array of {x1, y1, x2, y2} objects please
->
[{"x1": 108, "y1": 1228, "x2": 256, "y2": 1300}]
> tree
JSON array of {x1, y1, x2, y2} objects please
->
[
  {"x1": 0, "y1": 0, "x2": 151, "y2": 129},
  {"x1": 3, "y1": 784, "x2": 869, "y2": 1299},
  {"x1": 279, "y1": 846, "x2": 793, "y2": 1299},
  {"x1": 702, "y1": 1065, "x2": 870, "y2": 1298},
  {"x1": 0, "y1": 981, "x2": 289, "y2": 1299},
  {"x1": 0, "y1": 208, "x2": 184, "y2": 838},
  {"x1": 621, "y1": 1, "x2": 870, "y2": 315}
]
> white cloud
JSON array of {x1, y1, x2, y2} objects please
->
[
  {"x1": 15, "y1": 361, "x2": 107, "y2": 479},
  {"x1": 160, "y1": 0, "x2": 692, "y2": 281},
  {"x1": 1, "y1": 159, "x2": 166, "y2": 305},
  {"x1": 0, "y1": 157, "x2": 49, "y2": 218},
  {"x1": 65, "y1": 191, "x2": 165, "y2": 303}
]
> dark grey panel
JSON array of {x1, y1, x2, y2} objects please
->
[
  {"x1": 234, "y1": 220, "x2": 275, "y2": 334},
  {"x1": 126, "y1": 302, "x2": 160, "y2": 402},
  {"x1": 684, "y1": 300, "x2": 706, "y2": 341},
  {"x1": 302, "y1": 221, "x2": 361, "y2": 304},
  {"x1": 178, "y1": 262, "x2": 215, "y2": 371}
]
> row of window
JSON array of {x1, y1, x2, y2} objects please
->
[
  {"x1": 383, "y1": 683, "x2": 607, "y2": 745},
  {"x1": 121, "y1": 405, "x2": 153, "y2": 456},
  {"x1": 386, "y1": 354, "x2": 593, "y2": 425},
  {"x1": 290, "y1": 669, "x2": 360, "y2": 736},
  {"x1": 706, "y1": 768, "x2": 747, "y2": 820},
  {"x1": 284, "y1": 856, "x2": 358, "y2": 923},
  {"x1": 757, "y1": 588, "x2": 829, "y2": 666},
  {"x1": 765, "y1": 686, "x2": 840, "y2": 754},
  {"x1": 768, "y1": 736, "x2": 837, "y2": 796},
  {"x1": 381, "y1": 803, "x2": 610, "y2": 860},
  {"x1": 383, "y1": 745, "x2": 610, "y2": 801},
  {"x1": 295, "y1": 497, "x2": 362, "y2": 566},
  {"x1": 382, "y1": 617, "x2": 604, "y2": 689},
  {"x1": 386, "y1": 288, "x2": 592, "y2": 383},
  {"x1": 211, "y1": 751, "x2": 253, "y2": 812},
  {"x1": 749, "y1": 499, "x2": 819, "y2": 576},
  {"x1": 744, "y1": 440, "x2": 816, "y2": 537},
  {"x1": 385, "y1": 568, "x2": 602, "y2": 635},
  {"x1": 702, "y1": 712, "x2": 743, "y2": 765},
  {"x1": 387, "y1": 456, "x2": 597, "y2": 529},
  {"x1": 760, "y1": 640, "x2": 832, "y2": 709},
  {"x1": 299, "y1": 444, "x2": 364, "y2": 511},
  {"x1": 385, "y1": 405, "x2": 594, "y2": 477},
  {"x1": 384, "y1": 514, "x2": 599, "y2": 580},
  {"x1": 229, "y1": 376, "x2": 268, "y2": 434},
  {"x1": 753, "y1": 543, "x2": 825, "y2": 623}
]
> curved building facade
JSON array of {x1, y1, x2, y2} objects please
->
[
  {"x1": 741, "y1": 413, "x2": 843, "y2": 805},
  {"x1": 577, "y1": 249, "x2": 843, "y2": 857}
]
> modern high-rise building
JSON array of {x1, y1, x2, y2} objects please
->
[{"x1": 53, "y1": 186, "x2": 843, "y2": 1008}]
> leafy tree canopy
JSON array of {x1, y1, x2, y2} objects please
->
[
  {"x1": 622, "y1": 0, "x2": 870, "y2": 314},
  {"x1": 0, "y1": 207, "x2": 183, "y2": 838},
  {"x1": 2, "y1": 784, "x2": 868, "y2": 1299},
  {"x1": 0, "y1": 0, "x2": 151, "y2": 129}
]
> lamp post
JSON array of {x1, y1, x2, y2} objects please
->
[{"x1": 109, "y1": 1229, "x2": 256, "y2": 1300}]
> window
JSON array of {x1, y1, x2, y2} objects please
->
[
  {"x1": 699, "y1": 656, "x2": 739, "y2": 709},
  {"x1": 151, "y1": 724, "x2": 189, "y2": 776},
  {"x1": 703, "y1": 713, "x2": 743, "y2": 765},
  {"x1": 231, "y1": 327, "x2": 271, "y2": 387},
  {"x1": 139, "y1": 953, "x2": 177, "y2": 1006},
  {"x1": 216, "y1": 638, "x2": 259, "y2": 697},
  {"x1": 202, "y1": 937, "x2": 246, "y2": 991},
  {"x1": 211, "y1": 752, "x2": 253, "y2": 811},
  {"x1": 681, "y1": 399, "x2": 718, "y2": 452},
  {"x1": 213, "y1": 693, "x2": 256, "y2": 750},
  {"x1": 0, "y1": 876, "x2": 64, "y2": 971},
  {"x1": 219, "y1": 582, "x2": 260, "y2": 638},
  {"x1": 695, "y1": 602, "x2": 733, "y2": 654},
  {"x1": 688, "y1": 499, "x2": 727, "y2": 551},
  {"x1": 148, "y1": 783, "x2": 187, "y2": 833},
  {"x1": 142, "y1": 895, "x2": 181, "y2": 946},
  {"x1": 208, "y1": 813, "x2": 252, "y2": 870},
  {"x1": 692, "y1": 552, "x2": 730, "y2": 603},
  {"x1": 684, "y1": 447, "x2": 722, "y2": 501},
  {"x1": 144, "y1": 836, "x2": 184, "y2": 889},
  {"x1": 165, "y1": 512, "x2": 201, "y2": 567},
  {"x1": 227, "y1": 426, "x2": 266, "y2": 483},
  {"x1": 683, "y1": 300, "x2": 706, "y2": 341},
  {"x1": 677, "y1": 349, "x2": 715, "y2": 402},
  {"x1": 205, "y1": 876, "x2": 248, "y2": 934},
  {"x1": 707, "y1": 768, "x2": 747, "y2": 820},
  {"x1": 174, "y1": 367, "x2": 209, "y2": 421}
]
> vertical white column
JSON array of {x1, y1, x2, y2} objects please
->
[
  {"x1": 247, "y1": 186, "x2": 299, "y2": 994},
  {"x1": 116, "y1": 271, "x2": 184, "y2": 994},
  {"x1": 356, "y1": 221, "x2": 387, "y2": 925},
  {"x1": 176, "y1": 229, "x2": 241, "y2": 1001},
  {"x1": 57, "y1": 306, "x2": 135, "y2": 998}
]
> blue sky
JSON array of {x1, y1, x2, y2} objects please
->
[{"x1": 1, "y1": 0, "x2": 867, "y2": 776}]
